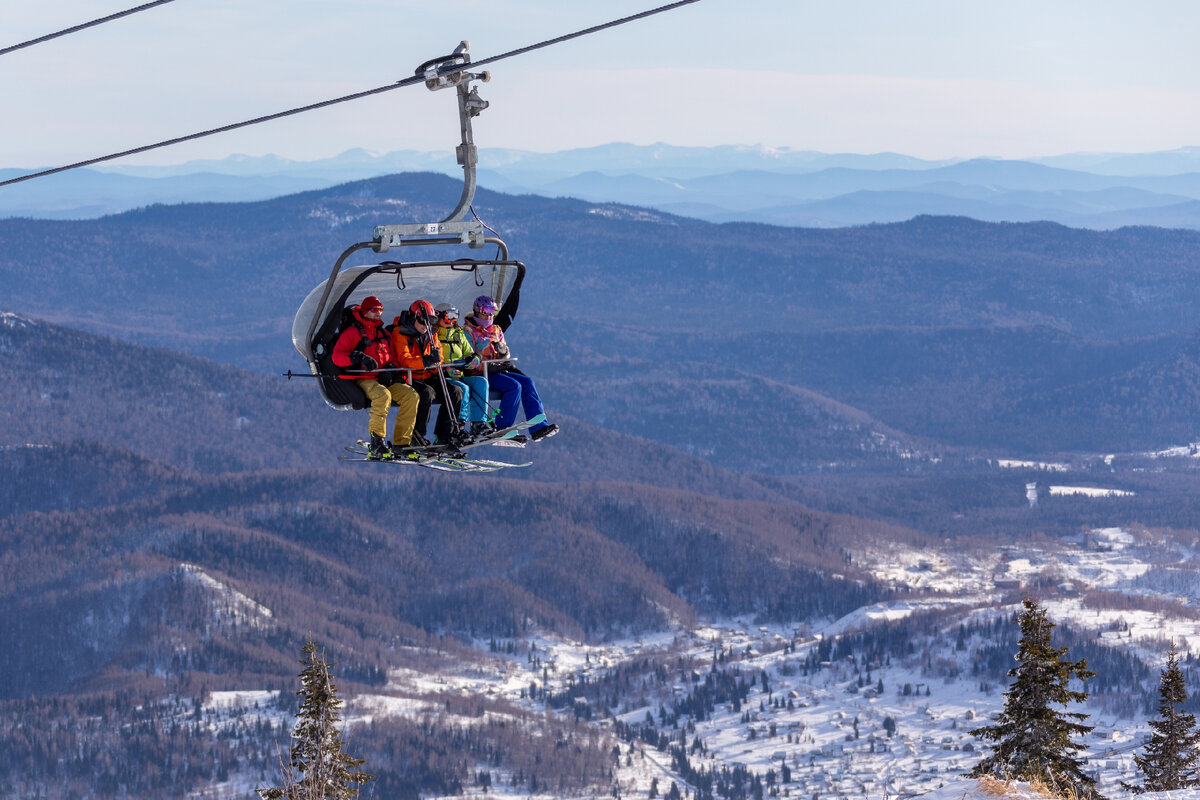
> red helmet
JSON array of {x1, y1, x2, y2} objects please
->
[
  {"x1": 359, "y1": 295, "x2": 383, "y2": 313},
  {"x1": 409, "y1": 299, "x2": 435, "y2": 321}
]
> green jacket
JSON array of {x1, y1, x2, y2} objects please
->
[{"x1": 436, "y1": 324, "x2": 476, "y2": 376}]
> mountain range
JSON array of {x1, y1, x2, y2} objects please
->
[
  {"x1": 7, "y1": 143, "x2": 1200, "y2": 229},
  {"x1": 6, "y1": 306, "x2": 1200, "y2": 798},
  {"x1": 6, "y1": 173, "x2": 1200, "y2": 463}
]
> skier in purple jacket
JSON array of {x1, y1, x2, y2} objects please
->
[{"x1": 462, "y1": 295, "x2": 559, "y2": 443}]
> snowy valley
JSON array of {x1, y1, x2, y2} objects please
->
[{"x1": 176, "y1": 520, "x2": 1200, "y2": 800}]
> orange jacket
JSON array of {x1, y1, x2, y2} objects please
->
[{"x1": 388, "y1": 315, "x2": 442, "y2": 381}]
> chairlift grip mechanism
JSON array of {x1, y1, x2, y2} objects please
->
[{"x1": 375, "y1": 41, "x2": 492, "y2": 254}]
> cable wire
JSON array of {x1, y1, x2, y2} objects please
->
[
  {"x1": 462, "y1": 0, "x2": 700, "y2": 73},
  {"x1": 0, "y1": 0, "x2": 178, "y2": 58},
  {"x1": 0, "y1": 0, "x2": 701, "y2": 189}
]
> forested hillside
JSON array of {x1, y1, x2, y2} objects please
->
[
  {"x1": 4, "y1": 174, "x2": 1200, "y2": 460},
  {"x1": 1, "y1": 313, "x2": 911, "y2": 693},
  {"x1": 0, "y1": 308, "x2": 921, "y2": 797}
]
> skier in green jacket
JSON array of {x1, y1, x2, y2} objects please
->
[{"x1": 435, "y1": 303, "x2": 493, "y2": 436}]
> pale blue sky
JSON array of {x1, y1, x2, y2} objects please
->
[{"x1": 3, "y1": 0, "x2": 1199, "y2": 166}]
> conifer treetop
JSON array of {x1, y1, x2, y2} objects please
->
[
  {"x1": 1124, "y1": 642, "x2": 1200, "y2": 794},
  {"x1": 258, "y1": 636, "x2": 374, "y2": 800},
  {"x1": 968, "y1": 596, "x2": 1099, "y2": 799}
]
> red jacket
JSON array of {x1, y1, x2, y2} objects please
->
[{"x1": 332, "y1": 308, "x2": 391, "y2": 380}]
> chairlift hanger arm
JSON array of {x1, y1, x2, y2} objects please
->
[{"x1": 374, "y1": 42, "x2": 489, "y2": 253}]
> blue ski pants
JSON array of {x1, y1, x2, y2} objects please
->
[
  {"x1": 445, "y1": 376, "x2": 491, "y2": 422},
  {"x1": 488, "y1": 370, "x2": 548, "y2": 432}
]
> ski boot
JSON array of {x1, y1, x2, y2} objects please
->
[
  {"x1": 390, "y1": 438, "x2": 425, "y2": 462},
  {"x1": 367, "y1": 434, "x2": 394, "y2": 461},
  {"x1": 530, "y1": 423, "x2": 560, "y2": 442},
  {"x1": 470, "y1": 420, "x2": 497, "y2": 438},
  {"x1": 449, "y1": 427, "x2": 477, "y2": 448}
]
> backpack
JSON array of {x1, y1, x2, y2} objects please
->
[{"x1": 313, "y1": 306, "x2": 370, "y2": 410}]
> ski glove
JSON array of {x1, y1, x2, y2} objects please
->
[
  {"x1": 351, "y1": 351, "x2": 379, "y2": 371},
  {"x1": 422, "y1": 353, "x2": 440, "y2": 368},
  {"x1": 492, "y1": 342, "x2": 509, "y2": 358}
]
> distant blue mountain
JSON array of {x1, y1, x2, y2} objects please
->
[
  {"x1": 88, "y1": 143, "x2": 952, "y2": 184},
  {"x1": 539, "y1": 172, "x2": 702, "y2": 205},
  {"x1": 696, "y1": 190, "x2": 1200, "y2": 230},
  {"x1": 670, "y1": 160, "x2": 1200, "y2": 200},
  {"x1": 535, "y1": 159, "x2": 1200, "y2": 229},
  {"x1": 0, "y1": 168, "x2": 336, "y2": 219},
  {"x1": 1033, "y1": 146, "x2": 1200, "y2": 176},
  {"x1": 5, "y1": 144, "x2": 1200, "y2": 228}
]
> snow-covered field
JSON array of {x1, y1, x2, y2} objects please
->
[
  {"x1": 201, "y1": 524, "x2": 1200, "y2": 799},
  {"x1": 996, "y1": 459, "x2": 1071, "y2": 472},
  {"x1": 1048, "y1": 485, "x2": 1136, "y2": 497}
]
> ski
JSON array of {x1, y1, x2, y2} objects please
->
[
  {"x1": 488, "y1": 437, "x2": 527, "y2": 449},
  {"x1": 453, "y1": 413, "x2": 547, "y2": 451},
  {"x1": 340, "y1": 414, "x2": 547, "y2": 471},
  {"x1": 441, "y1": 456, "x2": 532, "y2": 470},
  {"x1": 338, "y1": 454, "x2": 484, "y2": 471},
  {"x1": 341, "y1": 443, "x2": 488, "y2": 471},
  {"x1": 340, "y1": 447, "x2": 490, "y2": 471}
]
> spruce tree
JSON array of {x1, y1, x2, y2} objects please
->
[
  {"x1": 1124, "y1": 642, "x2": 1200, "y2": 793},
  {"x1": 258, "y1": 637, "x2": 374, "y2": 800},
  {"x1": 969, "y1": 597, "x2": 1099, "y2": 798}
]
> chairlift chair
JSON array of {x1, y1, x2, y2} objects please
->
[{"x1": 289, "y1": 43, "x2": 525, "y2": 411}]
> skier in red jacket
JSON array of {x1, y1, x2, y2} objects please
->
[{"x1": 331, "y1": 296, "x2": 419, "y2": 459}]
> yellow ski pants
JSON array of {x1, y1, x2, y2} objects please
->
[{"x1": 356, "y1": 379, "x2": 419, "y2": 446}]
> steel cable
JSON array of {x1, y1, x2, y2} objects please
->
[
  {"x1": 0, "y1": 0, "x2": 701, "y2": 189},
  {"x1": 0, "y1": 0, "x2": 178, "y2": 57}
]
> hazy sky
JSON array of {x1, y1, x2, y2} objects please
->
[{"x1": 4, "y1": 0, "x2": 1200, "y2": 167}]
